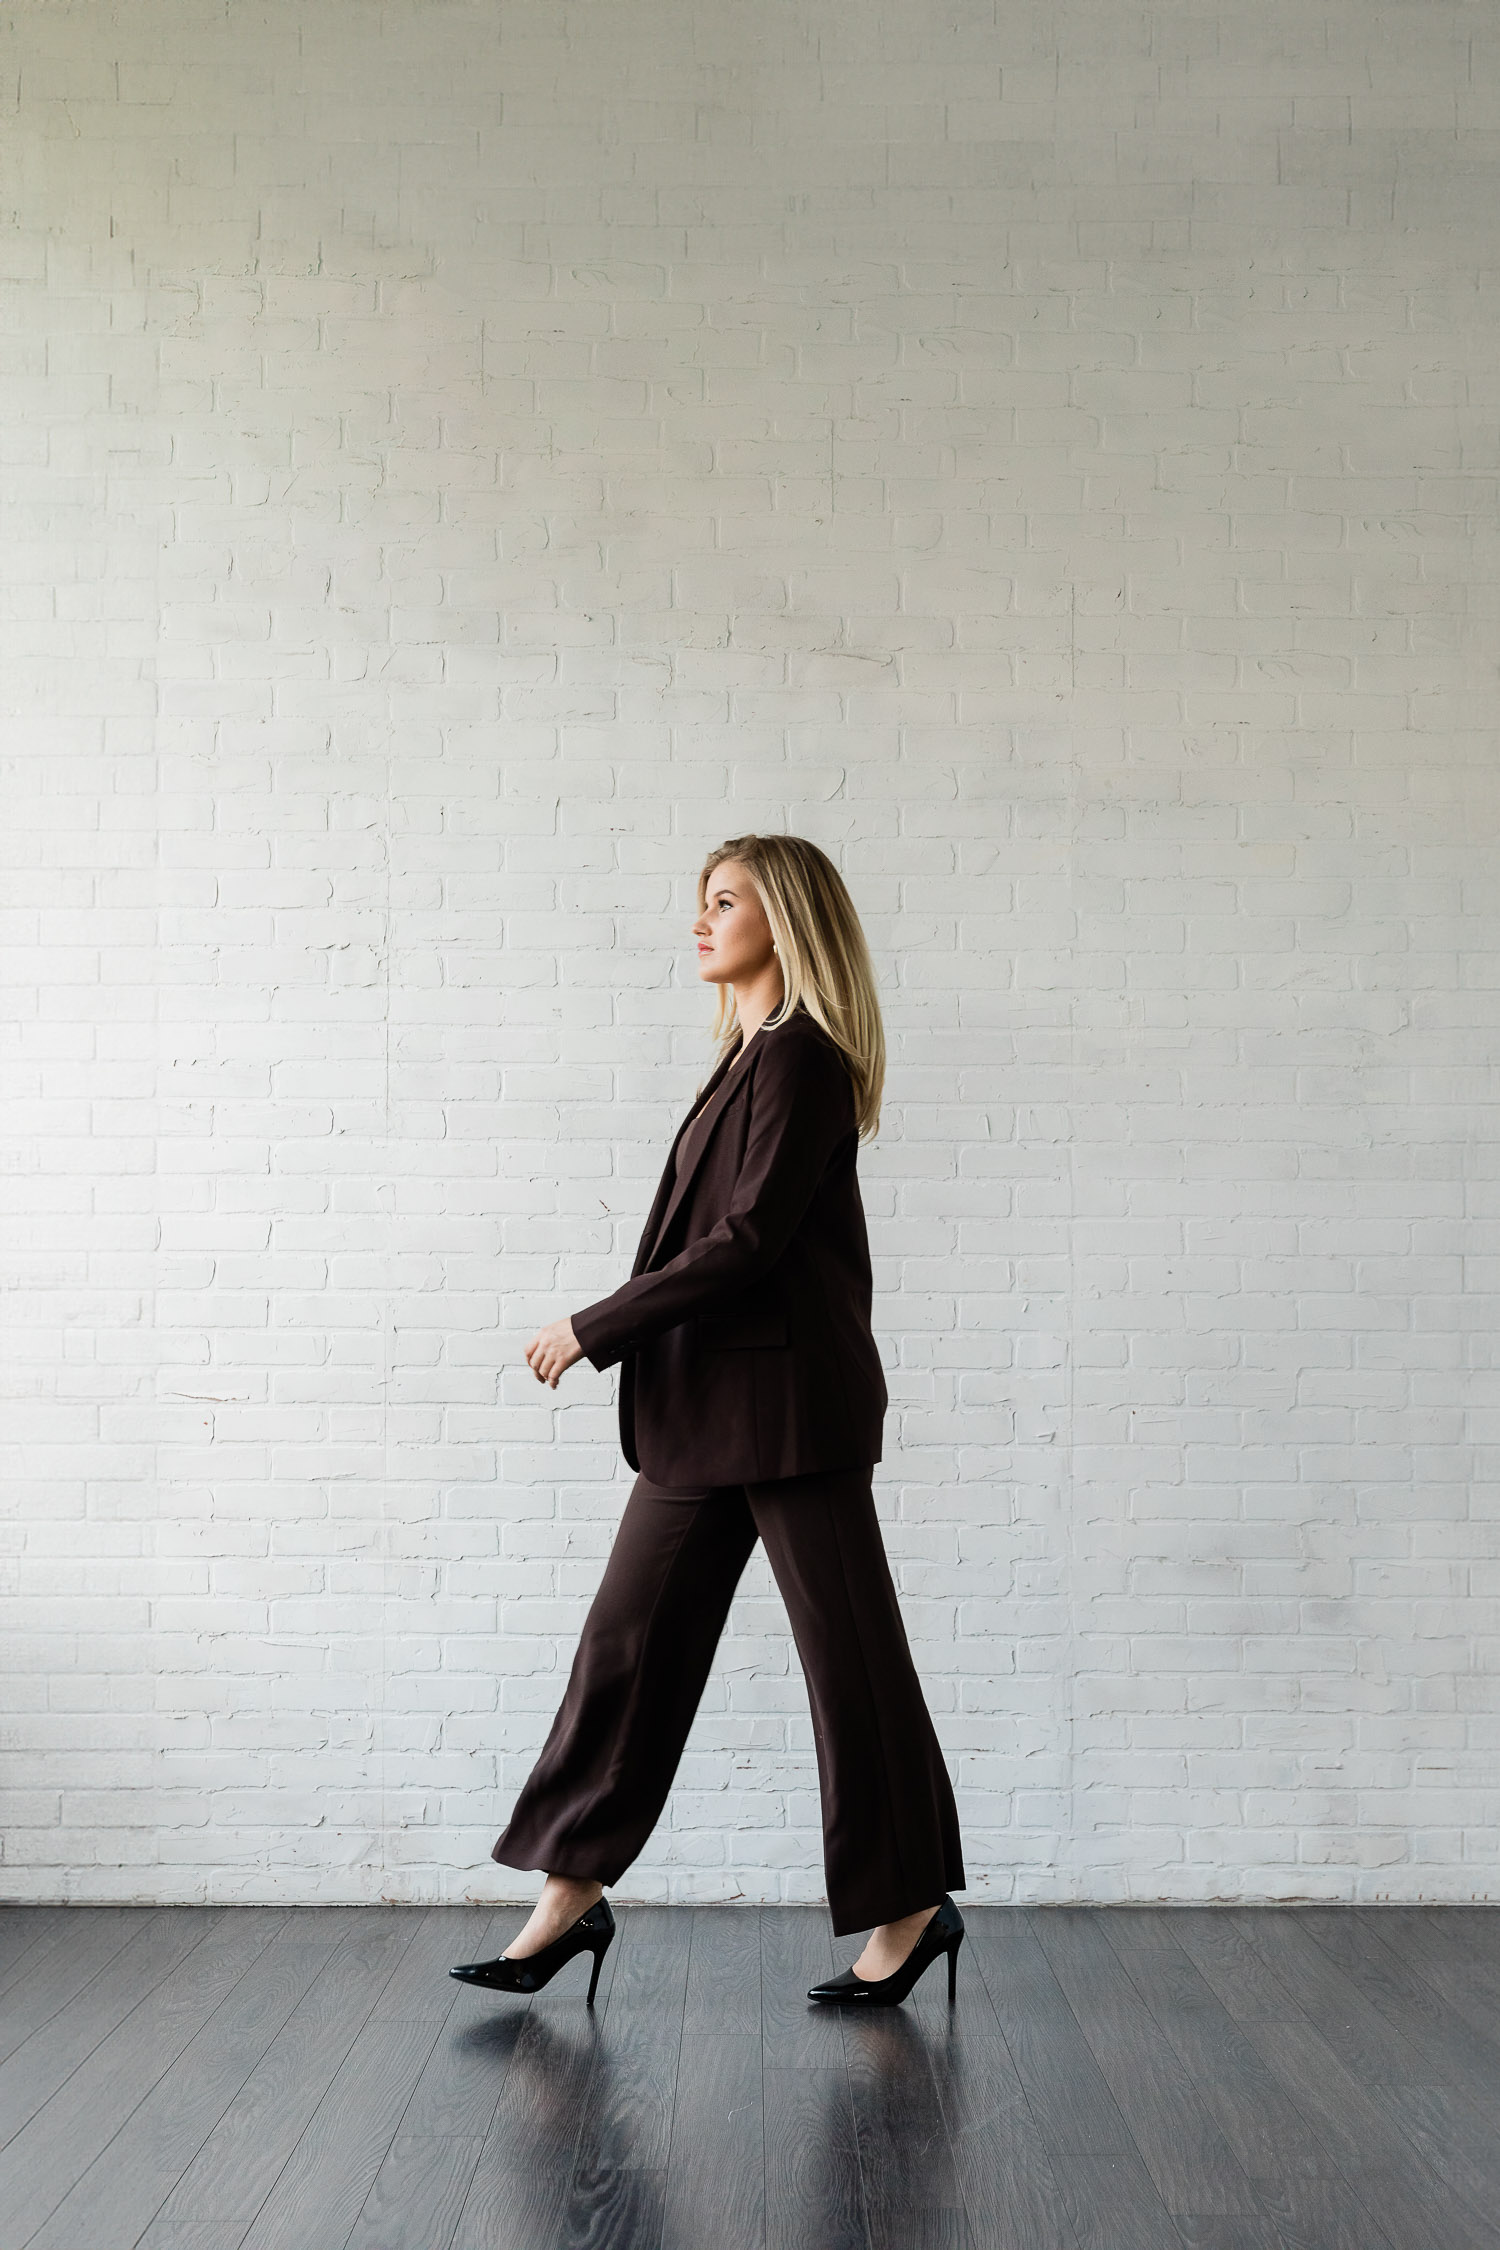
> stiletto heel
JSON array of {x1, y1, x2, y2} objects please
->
[
  {"x1": 807, "y1": 1896, "x2": 965, "y2": 2007},
  {"x1": 450, "y1": 1896, "x2": 615, "y2": 2003}
]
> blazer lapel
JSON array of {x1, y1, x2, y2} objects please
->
[
  {"x1": 637, "y1": 1040, "x2": 756, "y2": 1272},
  {"x1": 628, "y1": 1045, "x2": 736, "y2": 1278}
]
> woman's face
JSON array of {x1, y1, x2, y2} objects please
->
[{"x1": 692, "y1": 860, "x2": 776, "y2": 986}]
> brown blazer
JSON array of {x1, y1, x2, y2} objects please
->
[{"x1": 570, "y1": 1008, "x2": 888, "y2": 1486}]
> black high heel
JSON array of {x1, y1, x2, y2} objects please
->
[
  {"x1": 450, "y1": 1896, "x2": 615, "y2": 2004},
  {"x1": 806, "y1": 1895, "x2": 964, "y2": 2006}
]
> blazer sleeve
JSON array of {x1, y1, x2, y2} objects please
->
[{"x1": 570, "y1": 1030, "x2": 854, "y2": 1372}]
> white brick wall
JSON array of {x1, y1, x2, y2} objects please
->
[{"x1": 3, "y1": 0, "x2": 1498, "y2": 1907}]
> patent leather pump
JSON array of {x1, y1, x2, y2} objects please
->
[
  {"x1": 450, "y1": 1896, "x2": 615, "y2": 2004},
  {"x1": 807, "y1": 1895, "x2": 964, "y2": 2006}
]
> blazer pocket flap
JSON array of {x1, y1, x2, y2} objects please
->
[{"x1": 697, "y1": 1306, "x2": 788, "y2": 1350}]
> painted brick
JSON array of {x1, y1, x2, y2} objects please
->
[{"x1": 0, "y1": 0, "x2": 1497, "y2": 1908}]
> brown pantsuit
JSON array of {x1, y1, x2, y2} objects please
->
[
  {"x1": 491, "y1": 1465, "x2": 966, "y2": 1937},
  {"x1": 492, "y1": 1006, "x2": 965, "y2": 1936}
]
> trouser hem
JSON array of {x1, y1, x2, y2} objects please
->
[
  {"x1": 490, "y1": 1839, "x2": 618, "y2": 1884},
  {"x1": 826, "y1": 1861, "x2": 968, "y2": 1938}
]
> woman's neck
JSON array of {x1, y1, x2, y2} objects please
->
[{"x1": 733, "y1": 967, "x2": 786, "y2": 1048}]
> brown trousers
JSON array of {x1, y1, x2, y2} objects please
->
[{"x1": 491, "y1": 1466, "x2": 965, "y2": 1937}]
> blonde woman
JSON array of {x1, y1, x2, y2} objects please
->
[{"x1": 451, "y1": 835, "x2": 966, "y2": 2005}]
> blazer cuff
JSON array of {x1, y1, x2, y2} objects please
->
[{"x1": 571, "y1": 1296, "x2": 627, "y2": 1372}]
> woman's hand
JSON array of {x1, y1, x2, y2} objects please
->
[{"x1": 526, "y1": 1317, "x2": 583, "y2": 1388}]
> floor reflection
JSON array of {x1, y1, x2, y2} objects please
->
[
  {"x1": 452, "y1": 2001, "x2": 667, "y2": 2248},
  {"x1": 451, "y1": 1982, "x2": 975, "y2": 2250}
]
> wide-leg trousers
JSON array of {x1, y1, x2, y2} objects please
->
[{"x1": 491, "y1": 1464, "x2": 965, "y2": 1937}]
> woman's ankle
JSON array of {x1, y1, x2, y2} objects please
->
[
  {"x1": 545, "y1": 1873, "x2": 603, "y2": 1902},
  {"x1": 503, "y1": 1875, "x2": 604, "y2": 1959}
]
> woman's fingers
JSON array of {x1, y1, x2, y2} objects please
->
[
  {"x1": 524, "y1": 1324, "x2": 573, "y2": 1385},
  {"x1": 524, "y1": 1319, "x2": 582, "y2": 1387}
]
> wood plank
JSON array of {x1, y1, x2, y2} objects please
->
[
  {"x1": 396, "y1": 2009, "x2": 527, "y2": 2147},
  {"x1": 1415, "y1": 1907, "x2": 1500, "y2": 1963},
  {"x1": 0, "y1": 1907, "x2": 163, "y2": 2065},
  {"x1": 1230, "y1": 1912, "x2": 1427, "y2": 2093},
  {"x1": 763, "y1": 2064, "x2": 867, "y2": 2250},
  {"x1": 1346, "y1": 2165, "x2": 1500, "y2": 2250},
  {"x1": 1169, "y1": 1915, "x2": 1302, "y2": 2024},
  {"x1": 760, "y1": 1905, "x2": 844, "y2": 2068},
  {"x1": 153, "y1": 1912, "x2": 419, "y2": 2228},
  {"x1": 11, "y1": 1903, "x2": 1500, "y2": 2250},
  {"x1": 1383, "y1": 2082, "x2": 1500, "y2": 2236},
  {"x1": 392, "y1": 1911, "x2": 530, "y2": 2144},
  {"x1": 1223, "y1": 2011, "x2": 1413, "y2": 2181},
  {"x1": 1172, "y1": 2223, "x2": 1288, "y2": 2250},
  {"x1": 570, "y1": 1904, "x2": 687, "y2": 2178},
  {"x1": 0, "y1": 1909, "x2": 284, "y2": 2248},
  {"x1": 841, "y1": 2003, "x2": 965, "y2": 2250},
  {"x1": 0, "y1": 1908, "x2": 97, "y2": 2005},
  {"x1": 962, "y1": 1914, "x2": 1138, "y2": 2158},
  {"x1": 0, "y1": 1908, "x2": 221, "y2": 2148},
  {"x1": 1298, "y1": 1908, "x2": 1452, "y2": 2014},
  {"x1": 1300, "y1": 1908, "x2": 1500, "y2": 2099},
  {"x1": 451, "y1": 2159, "x2": 667, "y2": 2250},
  {"x1": 367, "y1": 1905, "x2": 495, "y2": 2022},
  {"x1": 556, "y1": 2162, "x2": 667, "y2": 2250},
  {"x1": 908, "y1": 1951, "x2": 1080, "y2": 2250},
  {"x1": 1098, "y1": 1909, "x2": 1184, "y2": 1952},
  {"x1": 1052, "y1": 2146, "x2": 1190, "y2": 2250},
  {"x1": 448, "y1": 2165, "x2": 573, "y2": 2250},
  {"x1": 28, "y1": 1917, "x2": 350, "y2": 2250},
  {"x1": 236, "y1": 2014, "x2": 443, "y2": 2250},
  {"x1": 1235, "y1": 1910, "x2": 1500, "y2": 2226},
  {"x1": 1358, "y1": 1909, "x2": 1500, "y2": 2054},
  {"x1": 682, "y1": 1905, "x2": 761, "y2": 2035},
  {"x1": 1102, "y1": 1927, "x2": 1223, "y2": 2020},
  {"x1": 660, "y1": 2032, "x2": 763, "y2": 2250},
  {"x1": 465, "y1": 2001, "x2": 592, "y2": 2182},
  {"x1": 1254, "y1": 2174, "x2": 1399, "y2": 2250},
  {"x1": 449, "y1": 1905, "x2": 679, "y2": 2249},
  {"x1": 0, "y1": 1909, "x2": 67, "y2": 1992},
  {"x1": 135, "y1": 2225, "x2": 250, "y2": 2250},
  {"x1": 849, "y1": 2210, "x2": 967, "y2": 2248},
  {"x1": 1228, "y1": 2012, "x2": 1498, "y2": 2250},
  {"x1": 341, "y1": 2132, "x2": 487, "y2": 2250},
  {"x1": 1104, "y1": 1937, "x2": 1338, "y2": 2186},
  {"x1": 1031, "y1": 1911, "x2": 1257, "y2": 2218}
]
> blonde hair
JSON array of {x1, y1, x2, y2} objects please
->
[{"x1": 697, "y1": 833, "x2": 886, "y2": 1139}]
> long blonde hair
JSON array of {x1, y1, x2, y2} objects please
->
[{"x1": 697, "y1": 833, "x2": 886, "y2": 1139}]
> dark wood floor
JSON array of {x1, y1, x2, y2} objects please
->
[{"x1": 0, "y1": 1903, "x2": 1498, "y2": 2250}]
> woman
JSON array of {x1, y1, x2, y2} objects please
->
[{"x1": 451, "y1": 834, "x2": 966, "y2": 2007}]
